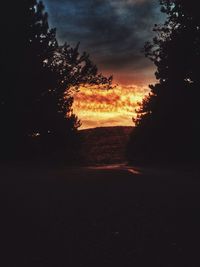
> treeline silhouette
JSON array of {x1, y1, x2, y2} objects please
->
[
  {"x1": 0, "y1": 0, "x2": 112, "y2": 162},
  {"x1": 127, "y1": 0, "x2": 200, "y2": 164}
]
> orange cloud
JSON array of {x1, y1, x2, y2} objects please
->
[{"x1": 72, "y1": 84, "x2": 149, "y2": 129}]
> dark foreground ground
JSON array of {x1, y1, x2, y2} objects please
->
[{"x1": 1, "y1": 162, "x2": 200, "y2": 266}]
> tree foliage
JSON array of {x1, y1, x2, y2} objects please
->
[
  {"x1": 0, "y1": 0, "x2": 112, "y2": 160},
  {"x1": 127, "y1": 0, "x2": 200, "y2": 163}
]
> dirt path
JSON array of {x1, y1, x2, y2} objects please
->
[{"x1": 1, "y1": 163, "x2": 200, "y2": 266}]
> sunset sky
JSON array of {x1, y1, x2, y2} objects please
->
[{"x1": 44, "y1": 0, "x2": 164, "y2": 129}]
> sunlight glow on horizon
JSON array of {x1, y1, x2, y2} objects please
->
[{"x1": 72, "y1": 83, "x2": 149, "y2": 129}]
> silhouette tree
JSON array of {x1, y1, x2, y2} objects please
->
[
  {"x1": 127, "y1": 0, "x2": 200, "y2": 163},
  {"x1": 0, "y1": 0, "x2": 112, "y2": 160}
]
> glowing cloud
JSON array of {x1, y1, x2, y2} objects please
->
[{"x1": 72, "y1": 84, "x2": 149, "y2": 129}]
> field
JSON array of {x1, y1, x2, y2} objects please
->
[
  {"x1": 1, "y1": 127, "x2": 200, "y2": 266},
  {"x1": 80, "y1": 126, "x2": 132, "y2": 165}
]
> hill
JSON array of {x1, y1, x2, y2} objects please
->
[{"x1": 79, "y1": 126, "x2": 132, "y2": 165}]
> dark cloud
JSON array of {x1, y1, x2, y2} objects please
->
[{"x1": 44, "y1": 0, "x2": 164, "y2": 82}]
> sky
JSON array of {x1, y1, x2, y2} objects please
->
[{"x1": 44, "y1": 0, "x2": 164, "y2": 129}]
